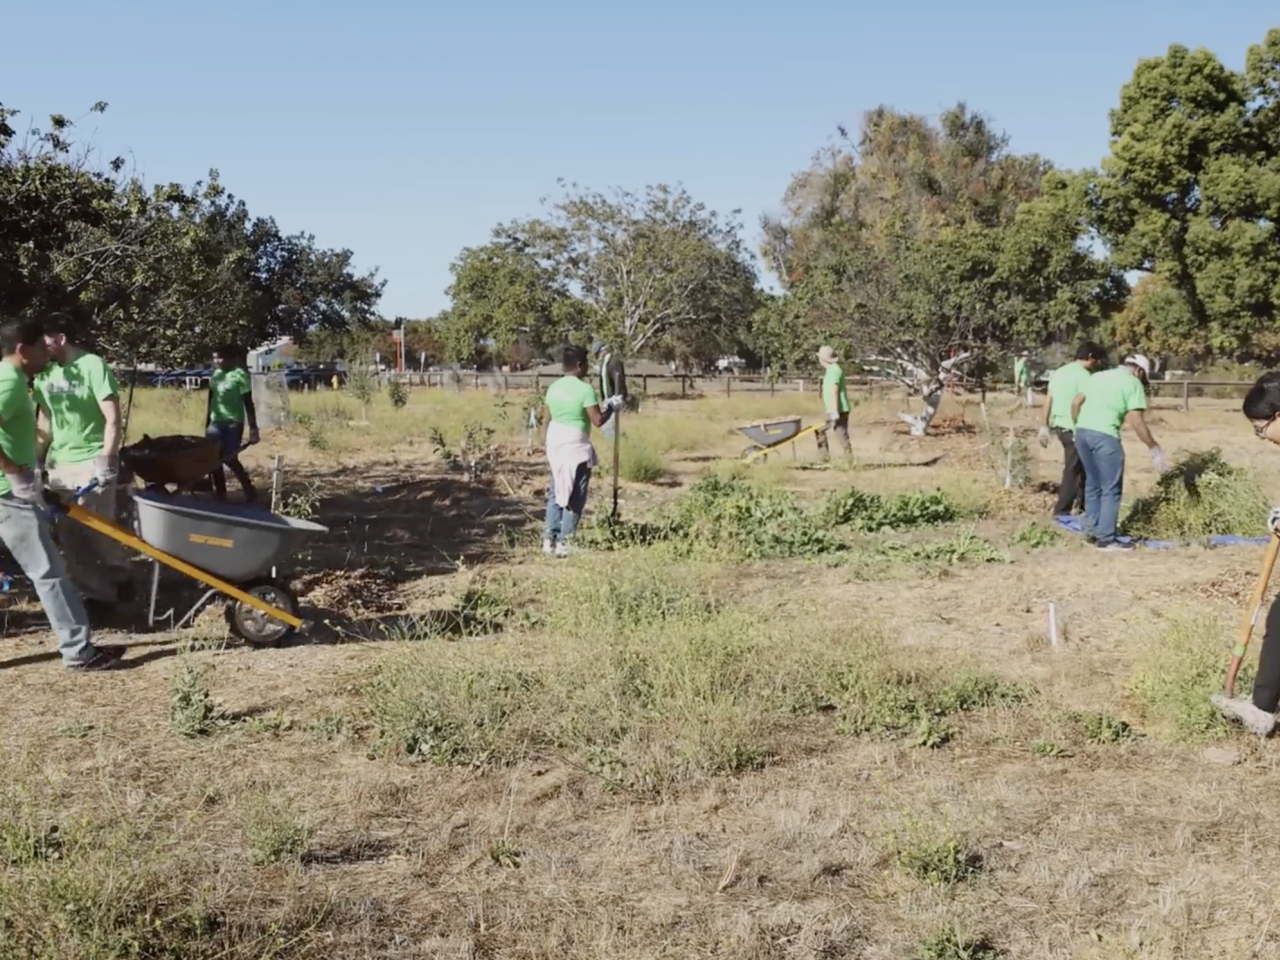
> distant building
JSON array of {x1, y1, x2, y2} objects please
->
[{"x1": 247, "y1": 337, "x2": 296, "y2": 371}]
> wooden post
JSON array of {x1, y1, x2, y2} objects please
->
[
  {"x1": 1182, "y1": 379, "x2": 1190, "y2": 412},
  {"x1": 642, "y1": 374, "x2": 649, "y2": 396},
  {"x1": 681, "y1": 376, "x2": 687, "y2": 398},
  {"x1": 726, "y1": 377, "x2": 732, "y2": 397}
]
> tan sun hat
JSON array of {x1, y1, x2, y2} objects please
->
[{"x1": 817, "y1": 346, "x2": 837, "y2": 363}]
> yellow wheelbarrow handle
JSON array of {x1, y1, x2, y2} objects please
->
[
  {"x1": 742, "y1": 422, "x2": 826, "y2": 463},
  {"x1": 59, "y1": 500, "x2": 304, "y2": 631}
]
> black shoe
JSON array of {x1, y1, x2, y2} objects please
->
[{"x1": 66, "y1": 646, "x2": 125, "y2": 672}]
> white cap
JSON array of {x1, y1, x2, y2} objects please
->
[
  {"x1": 817, "y1": 346, "x2": 838, "y2": 363},
  {"x1": 1124, "y1": 355, "x2": 1151, "y2": 378}
]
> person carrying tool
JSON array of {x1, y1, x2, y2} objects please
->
[
  {"x1": 542, "y1": 345, "x2": 622, "y2": 557},
  {"x1": 207, "y1": 344, "x2": 259, "y2": 503},
  {"x1": 817, "y1": 345, "x2": 852, "y2": 456},
  {"x1": 592, "y1": 342, "x2": 627, "y2": 438},
  {"x1": 1212, "y1": 372, "x2": 1280, "y2": 735},
  {"x1": 0, "y1": 318, "x2": 123, "y2": 670},
  {"x1": 33, "y1": 316, "x2": 134, "y2": 607},
  {"x1": 1070, "y1": 354, "x2": 1165, "y2": 552},
  {"x1": 1038, "y1": 342, "x2": 1106, "y2": 516}
]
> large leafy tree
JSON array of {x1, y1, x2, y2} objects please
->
[
  {"x1": 521, "y1": 182, "x2": 759, "y2": 360},
  {"x1": 766, "y1": 104, "x2": 1121, "y2": 434},
  {"x1": 438, "y1": 231, "x2": 585, "y2": 363},
  {"x1": 1087, "y1": 29, "x2": 1280, "y2": 359},
  {"x1": 1, "y1": 100, "x2": 384, "y2": 365}
]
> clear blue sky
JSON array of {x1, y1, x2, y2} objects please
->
[{"x1": 4, "y1": 1, "x2": 1277, "y2": 319}]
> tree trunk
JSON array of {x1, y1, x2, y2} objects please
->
[{"x1": 896, "y1": 381, "x2": 944, "y2": 437}]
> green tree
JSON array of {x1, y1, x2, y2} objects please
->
[
  {"x1": 1087, "y1": 29, "x2": 1280, "y2": 359},
  {"x1": 523, "y1": 182, "x2": 758, "y2": 360},
  {"x1": 439, "y1": 233, "x2": 583, "y2": 363},
  {"x1": 766, "y1": 104, "x2": 1121, "y2": 434}
]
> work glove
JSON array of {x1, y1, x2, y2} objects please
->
[
  {"x1": 1268, "y1": 506, "x2": 1280, "y2": 536},
  {"x1": 93, "y1": 455, "x2": 118, "y2": 484},
  {"x1": 603, "y1": 394, "x2": 625, "y2": 412},
  {"x1": 248, "y1": 427, "x2": 261, "y2": 445},
  {"x1": 1037, "y1": 426, "x2": 1051, "y2": 448},
  {"x1": 8, "y1": 469, "x2": 42, "y2": 504},
  {"x1": 1150, "y1": 446, "x2": 1166, "y2": 474}
]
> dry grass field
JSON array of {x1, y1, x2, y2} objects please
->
[{"x1": 4, "y1": 379, "x2": 1280, "y2": 959}]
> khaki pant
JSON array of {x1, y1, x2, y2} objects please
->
[{"x1": 47, "y1": 461, "x2": 133, "y2": 603}]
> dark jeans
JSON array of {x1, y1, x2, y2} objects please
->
[
  {"x1": 1254, "y1": 598, "x2": 1280, "y2": 712},
  {"x1": 1074, "y1": 427, "x2": 1125, "y2": 545},
  {"x1": 1053, "y1": 429, "x2": 1085, "y2": 516},
  {"x1": 207, "y1": 421, "x2": 255, "y2": 501},
  {"x1": 544, "y1": 462, "x2": 591, "y2": 542}
]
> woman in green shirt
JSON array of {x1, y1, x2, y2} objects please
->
[
  {"x1": 542, "y1": 345, "x2": 622, "y2": 556},
  {"x1": 206, "y1": 344, "x2": 260, "y2": 503}
]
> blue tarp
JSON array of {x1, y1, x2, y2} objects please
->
[{"x1": 1053, "y1": 515, "x2": 1269, "y2": 550}]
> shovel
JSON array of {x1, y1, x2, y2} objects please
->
[{"x1": 1224, "y1": 533, "x2": 1280, "y2": 698}]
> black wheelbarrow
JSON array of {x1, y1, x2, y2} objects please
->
[
  {"x1": 737, "y1": 418, "x2": 829, "y2": 462},
  {"x1": 47, "y1": 486, "x2": 327, "y2": 646}
]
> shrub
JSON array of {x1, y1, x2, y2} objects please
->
[{"x1": 1121, "y1": 449, "x2": 1266, "y2": 540}]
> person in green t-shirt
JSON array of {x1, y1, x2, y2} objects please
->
[
  {"x1": 206, "y1": 344, "x2": 260, "y2": 503},
  {"x1": 34, "y1": 316, "x2": 133, "y2": 605},
  {"x1": 1071, "y1": 354, "x2": 1165, "y2": 551},
  {"x1": 0, "y1": 318, "x2": 123, "y2": 670},
  {"x1": 817, "y1": 345, "x2": 852, "y2": 456},
  {"x1": 1038, "y1": 342, "x2": 1106, "y2": 516},
  {"x1": 541, "y1": 344, "x2": 622, "y2": 557}
]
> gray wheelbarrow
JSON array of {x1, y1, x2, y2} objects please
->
[
  {"x1": 736, "y1": 418, "x2": 828, "y2": 462},
  {"x1": 48, "y1": 486, "x2": 328, "y2": 646}
]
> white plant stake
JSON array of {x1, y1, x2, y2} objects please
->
[{"x1": 1048, "y1": 602, "x2": 1059, "y2": 648}]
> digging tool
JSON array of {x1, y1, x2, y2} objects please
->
[
  {"x1": 610, "y1": 407, "x2": 622, "y2": 519},
  {"x1": 1224, "y1": 532, "x2": 1280, "y2": 697}
]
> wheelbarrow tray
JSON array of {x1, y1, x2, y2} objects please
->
[
  {"x1": 133, "y1": 490, "x2": 327, "y2": 581},
  {"x1": 737, "y1": 417, "x2": 803, "y2": 447},
  {"x1": 122, "y1": 435, "x2": 222, "y2": 487}
]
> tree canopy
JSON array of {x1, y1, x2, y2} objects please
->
[{"x1": 0, "y1": 100, "x2": 383, "y2": 364}]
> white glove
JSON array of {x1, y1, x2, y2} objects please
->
[
  {"x1": 1037, "y1": 426, "x2": 1051, "y2": 448},
  {"x1": 1269, "y1": 507, "x2": 1280, "y2": 535},
  {"x1": 1151, "y1": 446, "x2": 1166, "y2": 474},
  {"x1": 604, "y1": 394, "x2": 625, "y2": 412},
  {"x1": 8, "y1": 469, "x2": 42, "y2": 504},
  {"x1": 93, "y1": 455, "x2": 118, "y2": 484}
]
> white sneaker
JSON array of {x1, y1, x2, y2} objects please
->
[
  {"x1": 542, "y1": 539, "x2": 554, "y2": 555},
  {"x1": 554, "y1": 541, "x2": 580, "y2": 558},
  {"x1": 1211, "y1": 693, "x2": 1276, "y2": 736}
]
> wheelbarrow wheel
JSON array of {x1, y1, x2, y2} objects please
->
[
  {"x1": 742, "y1": 444, "x2": 766, "y2": 461},
  {"x1": 225, "y1": 579, "x2": 298, "y2": 647}
]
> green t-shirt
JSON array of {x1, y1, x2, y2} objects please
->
[
  {"x1": 33, "y1": 352, "x2": 119, "y2": 466},
  {"x1": 0, "y1": 362, "x2": 37, "y2": 496},
  {"x1": 1046, "y1": 361, "x2": 1092, "y2": 432},
  {"x1": 1074, "y1": 367, "x2": 1147, "y2": 438},
  {"x1": 545, "y1": 375, "x2": 598, "y2": 430},
  {"x1": 822, "y1": 363, "x2": 850, "y2": 414},
  {"x1": 1014, "y1": 358, "x2": 1029, "y2": 384},
  {"x1": 209, "y1": 368, "x2": 251, "y2": 424}
]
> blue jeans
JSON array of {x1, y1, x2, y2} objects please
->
[
  {"x1": 0, "y1": 496, "x2": 94, "y2": 664},
  {"x1": 544, "y1": 462, "x2": 591, "y2": 542},
  {"x1": 206, "y1": 422, "x2": 254, "y2": 500},
  {"x1": 1074, "y1": 428, "x2": 1125, "y2": 545}
]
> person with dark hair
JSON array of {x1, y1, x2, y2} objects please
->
[
  {"x1": 1213, "y1": 373, "x2": 1280, "y2": 735},
  {"x1": 206, "y1": 344, "x2": 259, "y2": 502},
  {"x1": 1039, "y1": 342, "x2": 1107, "y2": 516},
  {"x1": 1070, "y1": 354, "x2": 1165, "y2": 552},
  {"x1": 34, "y1": 316, "x2": 133, "y2": 606},
  {"x1": 541, "y1": 344, "x2": 623, "y2": 556},
  {"x1": 0, "y1": 318, "x2": 122, "y2": 670}
]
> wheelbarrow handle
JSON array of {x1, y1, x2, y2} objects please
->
[{"x1": 43, "y1": 479, "x2": 101, "y2": 517}]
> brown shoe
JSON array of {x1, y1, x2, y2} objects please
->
[{"x1": 66, "y1": 646, "x2": 125, "y2": 672}]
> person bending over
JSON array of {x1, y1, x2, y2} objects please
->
[{"x1": 1070, "y1": 354, "x2": 1164, "y2": 552}]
